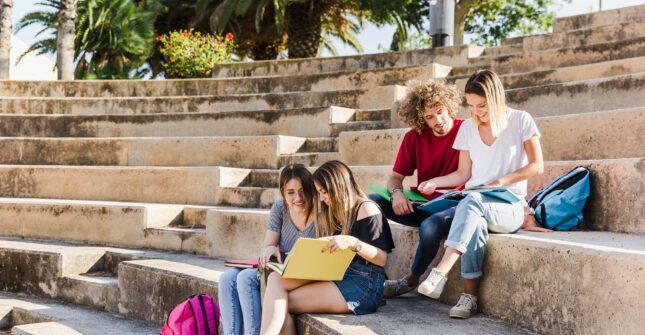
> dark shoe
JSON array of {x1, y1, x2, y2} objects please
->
[{"x1": 383, "y1": 278, "x2": 416, "y2": 298}]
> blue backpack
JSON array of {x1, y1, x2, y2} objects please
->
[{"x1": 528, "y1": 167, "x2": 591, "y2": 231}]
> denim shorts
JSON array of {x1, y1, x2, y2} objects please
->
[{"x1": 334, "y1": 260, "x2": 386, "y2": 315}]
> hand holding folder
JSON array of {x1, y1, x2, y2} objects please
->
[{"x1": 267, "y1": 238, "x2": 355, "y2": 281}]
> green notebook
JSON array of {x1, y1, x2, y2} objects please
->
[{"x1": 368, "y1": 185, "x2": 428, "y2": 203}]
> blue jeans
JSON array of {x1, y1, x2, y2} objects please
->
[
  {"x1": 444, "y1": 193, "x2": 524, "y2": 279},
  {"x1": 369, "y1": 194, "x2": 455, "y2": 277},
  {"x1": 218, "y1": 268, "x2": 261, "y2": 335}
]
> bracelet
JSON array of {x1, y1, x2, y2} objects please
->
[
  {"x1": 350, "y1": 238, "x2": 362, "y2": 253},
  {"x1": 390, "y1": 188, "x2": 403, "y2": 195}
]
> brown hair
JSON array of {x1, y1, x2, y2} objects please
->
[
  {"x1": 279, "y1": 164, "x2": 316, "y2": 224},
  {"x1": 465, "y1": 69, "x2": 508, "y2": 137},
  {"x1": 396, "y1": 80, "x2": 460, "y2": 134},
  {"x1": 312, "y1": 160, "x2": 368, "y2": 237}
]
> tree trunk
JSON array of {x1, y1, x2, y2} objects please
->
[
  {"x1": 0, "y1": 0, "x2": 12, "y2": 79},
  {"x1": 57, "y1": 0, "x2": 77, "y2": 80},
  {"x1": 251, "y1": 42, "x2": 280, "y2": 60},
  {"x1": 454, "y1": 0, "x2": 472, "y2": 46},
  {"x1": 286, "y1": 1, "x2": 322, "y2": 59}
]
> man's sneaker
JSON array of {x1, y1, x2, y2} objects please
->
[
  {"x1": 449, "y1": 293, "x2": 478, "y2": 319},
  {"x1": 383, "y1": 278, "x2": 416, "y2": 298},
  {"x1": 417, "y1": 268, "x2": 447, "y2": 299}
]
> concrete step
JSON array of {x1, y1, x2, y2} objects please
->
[
  {"x1": 0, "y1": 238, "x2": 226, "y2": 323},
  {"x1": 354, "y1": 109, "x2": 390, "y2": 122},
  {"x1": 506, "y1": 73, "x2": 645, "y2": 118},
  {"x1": 58, "y1": 273, "x2": 119, "y2": 313},
  {"x1": 0, "y1": 135, "x2": 311, "y2": 169},
  {"x1": 331, "y1": 120, "x2": 390, "y2": 136},
  {"x1": 296, "y1": 296, "x2": 535, "y2": 335},
  {"x1": 491, "y1": 36, "x2": 645, "y2": 74},
  {"x1": 357, "y1": 107, "x2": 645, "y2": 165},
  {"x1": 0, "y1": 86, "x2": 403, "y2": 115},
  {"x1": 211, "y1": 45, "x2": 483, "y2": 78},
  {"x1": 524, "y1": 19, "x2": 645, "y2": 52},
  {"x1": 0, "y1": 292, "x2": 157, "y2": 334},
  {"x1": 454, "y1": 56, "x2": 645, "y2": 91},
  {"x1": 216, "y1": 186, "x2": 281, "y2": 209},
  {"x1": 240, "y1": 169, "x2": 279, "y2": 188},
  {"x1": 0, "y1": 64, "x2": 448, "y2": 98},
  {"x1": 298, "y1": 137, "x2": 337, "y2": 152},
  {"x1": 278, "y1": 152, "x2": 340, "y2": 167},
  {"x1": 554, "y1": 4, "x2": 645, "y2": 32},
  {"x1": 0, "y1": 107, "x2": 372, "y2": 138},
  {"x1": 0, "y1": 165, "x2": 249, "y2": 206},
  {"x1": 481, "y1": 44, "x2": 523, "y2": 57}
]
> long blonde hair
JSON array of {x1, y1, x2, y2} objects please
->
[
  {"x1": 465, "y1": 69, "x2": 508, "y2": 137},
  {"x1": 312, "y1": 160, "x2": 367, "y2": 237}
]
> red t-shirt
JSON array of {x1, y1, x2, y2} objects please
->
[{"x1": 393, "y1": 118, "x2": 464, "y2": 200}]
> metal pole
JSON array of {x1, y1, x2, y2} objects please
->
[{"x1": 429, "y1": 0, "x2": 455, "y2": 47}]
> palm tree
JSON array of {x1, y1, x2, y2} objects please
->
[
  {"x1": 200, "y1": 0, "x2": 364, "y2": 59},
  {"x1": 17, "y1": 0, "x2": 159, "y2": 79},
  {"x1": 0, "y1": 0, "x2": 12, "y2": 79},
  {"x1": 57, "y1": 0, "x2": 77, "y2": 80}
]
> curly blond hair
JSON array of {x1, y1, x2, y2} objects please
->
[{"x1": 396, "y1": 80, "x2": 460, "y2": 133}]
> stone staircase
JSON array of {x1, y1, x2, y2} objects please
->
[{"x1": 0, "y1": 4, "x2": 644, "y2": 335}]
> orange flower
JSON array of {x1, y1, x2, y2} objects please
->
[
  {"x1": 225, "y1": 33, "x2": 234, "y2": 40},
  {"x1": 183, "y1": 32, "x2": 189, "y2": 38}
]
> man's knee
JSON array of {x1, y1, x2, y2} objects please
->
[{"x1": 418, "y1": 216, "x2": 446, "y2": 244}]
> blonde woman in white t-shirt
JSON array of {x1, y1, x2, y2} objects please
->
[{"x1": 414, "y1": 69, "x2": 549, "y2": 319}]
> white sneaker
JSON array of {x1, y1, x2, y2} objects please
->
[
  {"x1": 417, "y1": 268, "x2": 447, "y2": 299},
  {"x1": 449, "y1": 293, "x2": 478, "y2": 319}
]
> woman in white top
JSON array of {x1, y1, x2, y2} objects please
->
[{"x1": 415, "y1": 69, "x2": 546, "y2": 319}]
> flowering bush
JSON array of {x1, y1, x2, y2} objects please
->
[{"x1": 158, "y1": 29, "x2": 236, "y2": 78}]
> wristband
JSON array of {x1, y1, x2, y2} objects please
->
[
  {"x1": 390, "y1": 188, "x2": 403, "y2": 195},
  {"x1": 350, "y1": 239, "x2": 362, "y2": 253}
]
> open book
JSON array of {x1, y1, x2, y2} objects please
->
[
  {"x1": 417, "y1": 186, "x2": 521, "y2": 214},
  {"x1": 267, "y1": 238, "x2": 355, "y2": 281}
]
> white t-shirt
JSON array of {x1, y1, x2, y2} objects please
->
[{"x1": 453, "y1": 108, "x2": 540, "y2": 197}]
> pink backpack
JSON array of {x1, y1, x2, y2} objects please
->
[{"x1": 161, "y1": 294, "x2": 220, "y2": 335}]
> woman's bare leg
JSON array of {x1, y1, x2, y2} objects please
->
[
  {"x1": 434, "y1": 246, "x2": 462, "y2": 275},
  {"x1": 288, "y1": 281, "x2": 351, "y2": 314},
  {"x1": 260, "y1": 273, "x2": 311, "y2": 335},
  {"x1": 280, "y1": 313, "x2": 296, "y2": 335}
]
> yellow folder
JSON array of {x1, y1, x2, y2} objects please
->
[{"x1": 267, "y1": 238, "x2": 356, "y2": 281}]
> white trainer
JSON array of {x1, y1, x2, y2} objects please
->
[
  {"x1": 417, "y1": 268, "x2": 447, "y2": 299},
  {"x1": 449, "y1": 293, "x2": 478, "y2": 319}
]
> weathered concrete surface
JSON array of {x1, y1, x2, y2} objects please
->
[
  {"x1": 12, "y1": 322, "x2": 82, "y2": 335},
  {"x1": 0, "y1": 86, "x2": 400, "y2": 115},
  {"x1": 477, "y1": 232, "x2": 645, "y2": 335},
  {"x1": 340, "y1": 107, "x2": 645, "y2": 165},
  {"x1": 296, "y1": 296, "x2": 535, "y2": 335},
  {"x1": 455, "y1": 56, "x2": 645, "y2": 91},
  {"x1": 0, "y1": 165, "x2": 248, "y2": 205},
  {"x1": 57, "y1": 274, "x2": 120, "y2": 313},
  {"x1": 507, "y1": 73, "x2": 645, "y2": 118},
  {"x1": 143, "y1": 227, "x2": 208, "y2": 255},
  {"x1": 0, "y1": 198, "x2": 183, "y2": 246},
  {"x1": 0, "y1": 64, "x2": 450, "y2": 98},
  {"x1": 554, "y1": 4, "x2": 645, "y2": 32},
  {"x1": 0, "y1": 135, "x2": 307, "y2": 169},
  {"x1": 0, "y1": 107, "x2": 371, "y2": 138},
  {"x1": 525, "y1": 20, "x2": 645, "y2": 51},
  {"x1": 0, "y1": 292, "x2": 158, "y2": 334},
  {"x1": 206, "y1": 208, "x2": 269, "y2": 259},
  {"x1": 214, "y1": 187, "x2": 281, "y2": 209},
  {"x1": 117, "y1": 258, "x2": 223, "y2": 323},
  {"x1": 212, "y1": 45, "x2": 482, "y2": 78},
  {"x1": 492, "y1": 36, "x2": 645, "y2": 74}
]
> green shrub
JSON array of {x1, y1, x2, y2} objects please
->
[{"x1": 158, "y1": 29, "x2": 236, "y2": 78}]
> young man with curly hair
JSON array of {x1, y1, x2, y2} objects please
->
[{"x1": 368, "y1": 80, "x2": 466, "y2": 300}]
